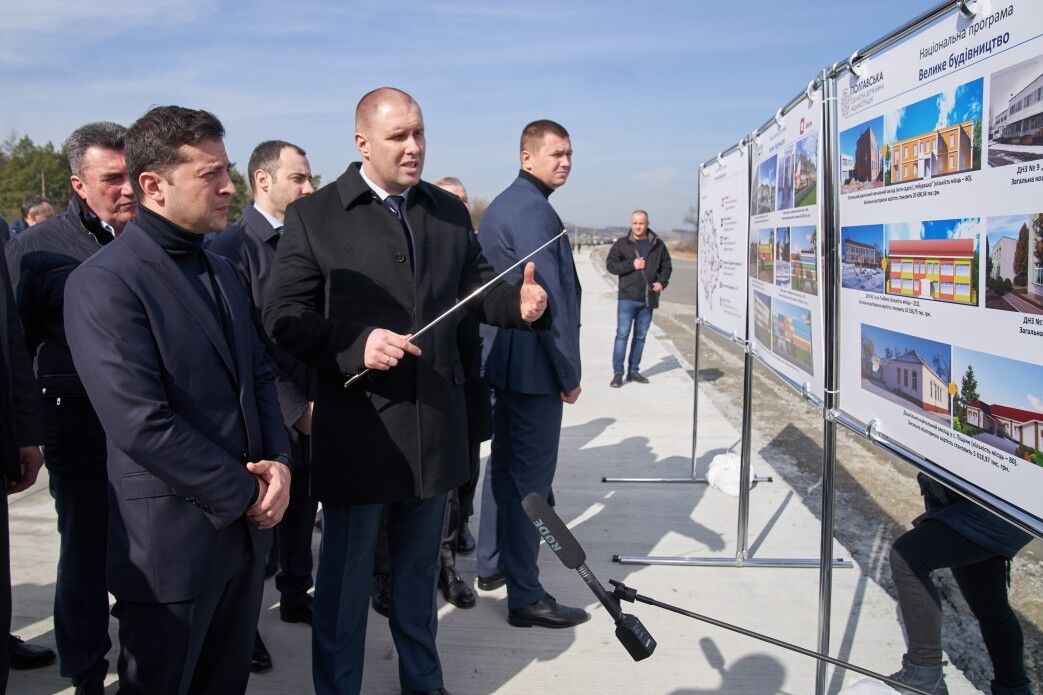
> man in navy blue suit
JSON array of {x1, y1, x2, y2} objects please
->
[
  {"x1": 64, "y1": 106, "x2": 291, "y2": 695},
  {"x1": 477, "y1": 119, "x2": 588, "y2": 628}
]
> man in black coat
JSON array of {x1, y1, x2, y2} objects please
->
[
  {"x1": 263, "y1": 87, "x2": 548, "y2": 695},
  {"x1": 0, "y1": 236, "x2": 45, "y2": 694},
  {"x1": 605, "y1": 210, "x2": 672, "y2": 387},
  {"x1": 209, "y1": 139, "x2": 318, "y2": 670},
  {"x1": 64, "y1": 106, "x2": 291, "y2": 695},
  {"x1": 5, "y1": 121, "x2": 136, "y2": 694}
]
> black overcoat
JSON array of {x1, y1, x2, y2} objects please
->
[{"x1": 263, "y1": 163, "x2": 530, "y2": 504}]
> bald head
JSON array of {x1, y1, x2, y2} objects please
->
[{"x1": 355, "y1": 87, "x2": 418, "y2": 133}]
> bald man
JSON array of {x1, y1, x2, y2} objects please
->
[{"x1": 264, "y1": 88, "x2": 549, "y2": 695}]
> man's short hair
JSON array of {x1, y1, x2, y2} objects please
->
[
  {"x1": 125, "y1": 106, "x2": 225, "y2": 198},
  {"x1": 64, "y1": 122, "x2": 127, "y2": 176},
  {"x1": 247, "y1": 140, "x2": 306, "y2": 193},
  {"x1": 355, "y1": 87, "x2": 416, "y2": 132},
  {"x1": 632, "y1": 209, "x2": 649, "y2": 220},
  {"x1": 520, "y1": 120, "x2": 570, "y2": 153},
  {"x1": 20, "y1": 194, "x2": 51, "y2": 219},
  {"x1": 433, "y1": 176, "x2": 464, "y2": 189}
]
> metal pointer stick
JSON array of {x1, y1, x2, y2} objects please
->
[{"x1": 343, "y1": 228, "x2": 567, "y2": 389}]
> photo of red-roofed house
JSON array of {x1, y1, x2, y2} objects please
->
[
  {"x1": 886, "y1": 237, "x2": 977, "y2": 304},
  {"x1": 966, "y1": 401, "x2": 1043, "y2": 452}
]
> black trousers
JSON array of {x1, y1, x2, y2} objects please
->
[
  {"x1": 113, "y1": 525, "x2": 263, "y2": 695},
  {"x1": 440, "y1": 441, "x2": 480, "y2": 569},
  {"x1": 0, "y1": 480, "x2": 10, "y2": 694},
  {"x1": 274, "y1": 433, "x2": 316, "y2": 606},
  {"x1": 890, "y1": 519, "x2": 1028, "y2": 688},
  {"x1": 43, "y1": 394, "x2": 110, "y2": 683}
]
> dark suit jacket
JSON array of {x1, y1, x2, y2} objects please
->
[
  {"x1": 479, "y1": 175, "x2": 582, "y2": 395},
  {"x1": 263, "y1": 163, "x2": 531, "y2": 504},
  {"x1": 209, "y1": 204, "x2": 312, "y2": 436},
  {"x1": 64, "y1": 221, "x2": 290, "y2": 603},
  {"x1": 0, "y1": 237, "x2": 41, "y2": 481}
]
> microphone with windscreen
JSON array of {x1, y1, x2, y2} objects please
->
[{"x1": 521, "y1": 492, "x2": 656, "y2": 662}]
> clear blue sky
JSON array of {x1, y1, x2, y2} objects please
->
[
  {"x1": 889, "y1": 77, "x2": 983, "y2": 143},
  {"x1": 0, "y1": 0, "x2": 940, "y2": 229}
]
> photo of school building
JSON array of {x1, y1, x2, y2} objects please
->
[
  {"x1": 843, "y1": 238, "x2": 880, "y2": 266},
  {"x1": 772, "y1": 300, "x2": 814, "y2": 375},
  {"x1": 966, "y1": 401, "x2": 1043, "y2": 453},
  {"x1": 889, "y1": 121, "x2": 974, "y2": 184},
  {"x1": 860, "y1": 324, "x2": 951, "y2": 425},
  {"x1": 753, "y1": 290, "x2": 772, "y2": 349},
  {"x1": 886, "y1": 238, "x2": 976, "y2": 305}
]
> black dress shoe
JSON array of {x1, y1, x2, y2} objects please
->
[
  {"x1": 74, "y1": 678, "x2": 105, "y2": 695},
  {"x1": 610, "y1": 373, "x2": 624, "y2": 388},
  {"x1": 401, "y1": 688, "x2": 452, "y2": 694},
  {"x1": 371, "y1": 571, "x2": 390, "y2": 617},
  {"x1": 8, "y1": 634, "x2": 56, "y2": 669},
  {"x1": 455, "y1": 522, "x2": 476, "y2": 554},
  {"x1": 279, "y1": 601, "x2": 313, "y2": 625},
  {"x1": 475, "y1": 570, "x2": 506, "y2": 592},
  {"x1": 251, "y1": 632, "x2": 272, "y2": 673},
  {"x1": 438, "y1": 567, "x2": 476, "y2": 608},
  {"x1": 508, "y1": 594, "x2": 590, "y2": 629},
  {"x1": 626, "y1": 371, "x2": 649, "y2": 384}
]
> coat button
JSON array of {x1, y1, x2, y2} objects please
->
[{"x1": 394, "y1": 253, "x2": 407, "y2": 263}]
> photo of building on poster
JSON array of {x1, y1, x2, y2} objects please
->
[
  {"x1": 840, "y1": 77, "x2": 983, "y2": 192},
  {"x1": 860, "y1": 324, "x2": 951, "y2": 426},
  {"x1": 883, "y1": 77, "x2": 983, "y2": 186},
  {"x1": 985, "y1": 214, "x2": 1043, "y2": 314},
  {"x1": 952, "y1": 346, "x2": 1043, "y2": 468},
  {"x1": 840, "y1": 116, "x2": 884, "y2": 193},
  {"x1": 793, "y1": 132, "x2": 817, "y2": 207},
  {"x1": 749, "y1": 228, "x2": 774, "y2": 283},
  {"x1": 885, "y1": 218, "x2": 980, "y2": 305},
  {"x1": 753, "y1": 290, "x2": 772, "y2": 349},
  {"x1": 753, "y1": 155, "x2": 777, "y2": 215},
  {"x1": 790, "y1": 225, "x2": 818, "y2": 295},
  {"x1": 841, "y1": 224, "x2": 885, "y2": 292},
  {"x1": 841, "y1": 219, "x2": 980, "y2": 305},
  {"x1": 775, "y1": 227, "x2": 791, "y2": 288},
  {"x1": 772, "y1": 297, "x2": 813, "y2": 375},
  {"x1": 776, "y1": 146, "x2": 795, "y2": 211},
  {"x1": 988, "y1": 53, "x2": 1043, "y2": 167}
]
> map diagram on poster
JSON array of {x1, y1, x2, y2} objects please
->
[
  {"x1": 698, "y1": 147, "x2": 750, "y2": 338},
  {"x1": 748, "y1": 92, "x2": 825, "y2": 399},
  {"x1": 835, "y1": 0, "x2": 1043, "y2": 522}
]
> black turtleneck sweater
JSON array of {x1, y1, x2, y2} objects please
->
[
  {"x1": 135, "y1": 206, "x2": 226, "y2": 332},
  {"x1": 519, "y1": 169, "x2": 554, "y2": 198}
]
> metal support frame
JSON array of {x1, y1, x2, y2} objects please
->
[
  {"x1": 815, "y1": 69, "x2": 842, "y2": 695},
  {"x1": 613, "y1": 138, "x2": 849, "y2": 571}
]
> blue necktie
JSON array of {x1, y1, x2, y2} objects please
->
[{"x1": 385, "y1": 195, "x2": 414, "y2": 272}]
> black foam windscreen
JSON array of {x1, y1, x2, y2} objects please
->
[{"x1": 521, "y1": 492, "x2": 586, "y2": 569}]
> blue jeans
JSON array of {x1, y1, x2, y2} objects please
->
[{"x1": 613, "y1": 298, "x2": 653, "y2": 375}]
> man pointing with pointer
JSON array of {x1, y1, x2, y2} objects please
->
[{"x1": 263, "y1": 87, "x2": 548, "y2": 695}]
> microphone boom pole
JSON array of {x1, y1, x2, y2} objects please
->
[{"x1": 344, "y1": 229, "x2": 568, "y2": 389}]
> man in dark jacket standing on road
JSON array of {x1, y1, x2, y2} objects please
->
[
  {"x1": 5, "y1": 121, "x2": 136, "y2": 694},
  {"x1": 606, "y1": 210, "x2": 672, "y2": 387}
]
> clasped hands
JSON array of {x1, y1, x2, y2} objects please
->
[
  {"x1": 246, "y1": 459, "x2": 291, "y2": 529},
  {"x1": 363, "y1": 261, "x2": 548, "y2": 373}
]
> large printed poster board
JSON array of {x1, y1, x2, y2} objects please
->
[
  {"x1": 748, "y1": 93, "x2": 825, "y2": 399},
  {"x1": 698, "y1": 148, "x2": 750, "y2": 337},
  {"x1": 837, "y1": 1, "x2": 1043, "y2": 522}
]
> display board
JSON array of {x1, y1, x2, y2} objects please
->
[
  {"x1": 698, "y1": 147, "x2": 751, "y2": 337},
  {"x1": 836, "y1": 1, "x2": 1043, "y2": 522},
  {"x1": 748, "y1": 92, "x2": 826, "y2": 399}
]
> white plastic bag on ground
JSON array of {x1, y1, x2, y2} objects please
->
[
  {"x1": 838, "y1": 677, "x2": 900, "y2": 694},
  {"x1": 705, "y1": 453, "x2": 750, "y2": 497}
]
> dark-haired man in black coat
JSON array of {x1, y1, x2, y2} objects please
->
[{"x1": 264, "y1": 87, "x2": 548, "y2": 695}]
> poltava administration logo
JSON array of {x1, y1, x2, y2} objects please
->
[{"x1": 840, "y1": 88, "x2": 850, "y2": 119}]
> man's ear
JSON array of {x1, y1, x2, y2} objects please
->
[
  {"x1": 138, "y1": 171, "x2": 165, "y2": 204},
  {"x1": 355, "y1": 132, "x2": 369, "y2": 160},
  {"x1": 521, "y1": 149, "x2": 532, "y2": 171}
]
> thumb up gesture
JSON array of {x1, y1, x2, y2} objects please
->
[{"x1": 519, "y1": 262, "x2": 548, "y2": 323}]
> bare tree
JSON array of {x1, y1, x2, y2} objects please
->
[{"x1": 470, "y1": 196, "x2": 489, "y2": 231}]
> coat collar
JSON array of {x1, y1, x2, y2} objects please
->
[
  {"x1": 238, "y1": 203, "x2": 280, "y2": 245},
  {"x1": 119, "y1": 221, "x2": 238, "y2": 382},
  {"x1": 335, "y1": 162, "x2": 435, "y2": 211}
]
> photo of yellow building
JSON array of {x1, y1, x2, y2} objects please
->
[{"x1": 890, "y1": 121, "x2": 973, "y2": 184}]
